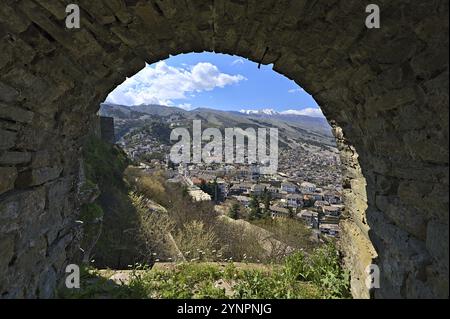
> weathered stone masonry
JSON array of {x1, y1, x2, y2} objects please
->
[{"x1": 0, "y1": 0, "x2": 448, "y2": 298}]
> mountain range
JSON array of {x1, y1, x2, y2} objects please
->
[{"x1": 98, "y1": 103, "x2": 336, "y2": 148}]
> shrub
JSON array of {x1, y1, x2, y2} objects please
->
[
  {"x1": 129, "y1": 192, "x2": 175, "y2": 263},
  {"x1": 302, "y1": 243, "x2": 351, "y2": 298},
  {"x1": 80, "y1": 203, "x2": 104, "y2": 222},
  {"x1": 134, "y1": 175, "x2": 167, "y2": 206},
  {"x1": 227, "y1": 203, "x2": 240, "y2": 220},
  {"x1": 82, "y1": 137, "x2": 129, "y2": 188},
  {"x1": 175, "y1": 221, "x2": 221, "y2": 261},
  {"x1": 213, "y1": 218, "x2": 267, "y2": 262}
]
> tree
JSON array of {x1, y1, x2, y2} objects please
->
[
  {"x1": 228, "y1": 203, "x2": 240, "y2": 220},
  {"x1": 262, "y1": 190, "x2": 272, "y2": 218},
  {"x1": 200, "y1": 180, "x2": 219, "y2": 202},
  {"x1": 288, "y1": 207, "x2": 295, "y2": 219},
  {"x1": 212, "y1": 179, "x2": 219, "y2": 202},
  {"x1": 249, "y1": 195, "x2": 262, "y2": 220},
  {"x1": 181, "y1": 185, "x2": 189, "y2": 198},
  {"x1": 167, "y1": 158, "x2": 176, "y2": 170}
]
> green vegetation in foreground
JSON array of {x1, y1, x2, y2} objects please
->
[{"x1": 59, "y1": 243, "x2": 350, "y2": 299}]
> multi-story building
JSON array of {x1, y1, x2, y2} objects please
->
[
  {"x1": 300, "y1": 181, "x2": 316, "y2": 193},
  {"x1": 286, "y1": 194, "x2": 304, "y2": 208},
  {"x1": 280, "y1": 182, "x2": 297, "y2": 193}
]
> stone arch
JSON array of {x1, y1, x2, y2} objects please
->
[{"x1": 0, "y1": 0, "x2": 448, "y2": 298}]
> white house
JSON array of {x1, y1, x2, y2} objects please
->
[
  {"x1": 314, "y1": 200, "x2": 330, "y2": 209},
  {"x1": 324, "y1": 191, "x2": 342, "y2": 204},
  {"x1": 280, "y1": 182, "x2": 297, "y2": 194},
  {"x1": 188, "y1": 187, "x2": 212, "y2": 202},
  {"x1": 319, "y1": 223, "x2": 340, "y2": 237},
  {"x1": 233, "y1": 195, "x2": 251, "y2": 207},
  {"x1": 300, "y1": 181, "x2": 316, "y2": 193},
  {"x1": 286, "y1": 194, "x2": 304, "y2": 208},
  {"x1": 270, "y1": 205, "x2": 291, "y2": 218},
  {"x1": 268, "y1": 186, "x2": 281, "y2": 199},
  {"x1": 296, "y1": 210, "x2": 319, "y2": 227},
  {"x1": 251, "y1": 184, "x2": 267, "y2": 196},
  {"x1": 322, "y1": 205, "x2": 341, "y2": 216}
]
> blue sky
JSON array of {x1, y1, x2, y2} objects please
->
[{"x1": 105, "y1": 52, "x2": 323, "y2": 117}]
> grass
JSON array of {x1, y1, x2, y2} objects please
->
[
  {"x1": 57, "y1": 266, "x2": 142, "y2": 299},
  {"x1": 80, "y1": 203, "x2": 104, "y2": 222},
  {"x1": 249, "y1": 217, "x2": 320, "y2": 253},
  {"x1": 59, "y1": 243, "x2": 350, "y2": 299}
]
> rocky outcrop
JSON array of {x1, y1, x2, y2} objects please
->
[
  {"x1": 0, "y1": 0, "x2": 448, "y2": 298},
  {"x1": 332, "y1": 123, "x2": 377, "y2": 298}
]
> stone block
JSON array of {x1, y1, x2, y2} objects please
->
[
  {"x1": 0, "y1": 129, "x2": 17, "y2": 150},
  {"x1": 0, "y1": 188, "x2": 46, "y2": 233},
  {"x1": 0, "y1": 35, "x2": 36, "y2": 70},
  {"x1": 403, "y1": 130, "x2": 449, "y2": 164},
  {"x1": 0, "y1": 151, "x2": 32, "y2": 165},
  {"x1": 0, "y1": 119, "x2": 20, "y2": 132},
  {"x1": 0, "y1": 4, "x2": 31, "y2": 33},
  {"x1": 375, "y1": 195, "x2": 427, "y2": 240},
  {"x1": 31, "y1": 150, "x2": 50, "y2": 168},
  {"x1": 0, "y1": 167, "x2": 17, "y2": 195},
  {"x1": 0, "y1": 234, "x2": 15, "y2": 275},
  {"x1": 16, "y1": 166, "x2": 62, "y2": 187},
  {"x1": 426, "y1": 220, "x2": 449, "y2": 272},
  {"x1": 14, "y1": 237, "x2": 47, "y2": 276},
  {"x1": 398, "y1": 180, "x2": 448, "y2": 216},
  {"x1": 0, "y1": 194, "x2": 20, "y2": 221},
  {"x1": 38, "y1": 266, "x2": 57, "y2": 299},
  {"x1": 0, "y1": 82, "x2": 20, "y2": 103},
  {"x1": 0, "y1": 103, "x2": 34, "y2": 123},
  {"x1": 34, "y1": 0, "x2": 67, "y2": 20}
]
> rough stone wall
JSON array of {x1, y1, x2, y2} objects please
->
[
  {"x1": 0, "y1": 0, "x2": 448, "y2": 298},
  {"x1": 87, "y1": 115, "x2": 115, "y2": 143},
  {"x1": 100, "y1": 116, "x2": 115, "y2": 144},
  {"x1": 332, "y1": 122, "x2": 377, "y2": 299}
]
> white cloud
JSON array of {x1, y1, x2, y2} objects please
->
[
  {"x1": 288, "y1": 88, "x2": 304, "y2": 93},
  {"x1": 106, "y1": 61, "x2": 246, "y2": 106},
  {"x1": 281, "y1": 108, "x2": 325, "y2": 118},
  {"x1": 231, "y1": 58, "x2": 245, "y2": 66}
]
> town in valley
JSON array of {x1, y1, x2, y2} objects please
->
[{"x1": 101, "y1": 103, "x2": 344, "y2": 239}]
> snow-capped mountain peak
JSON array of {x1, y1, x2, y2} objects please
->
[
  {"x1": 239, "y1": 108, "x2": 279, "y2": 115},
  {"x1": 238, "y1": 108, "x2": 324, "y2": 118},
  {"x1": 280, "y1": 108, "x2": 324, "y2": 118}
]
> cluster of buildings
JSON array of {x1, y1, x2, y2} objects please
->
[
  {"x1": 118, "y1": 129, "x2": 171, "y2": 166},
  {"x1": 117, "y1": 122, "x2": 344, "y2": 238},
  {"x1": 278, "y1": 144, "x2": 342, "y2": 187},
  {"x1": 173, "y1": 162, "x2": 343, "y2": 237}
]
